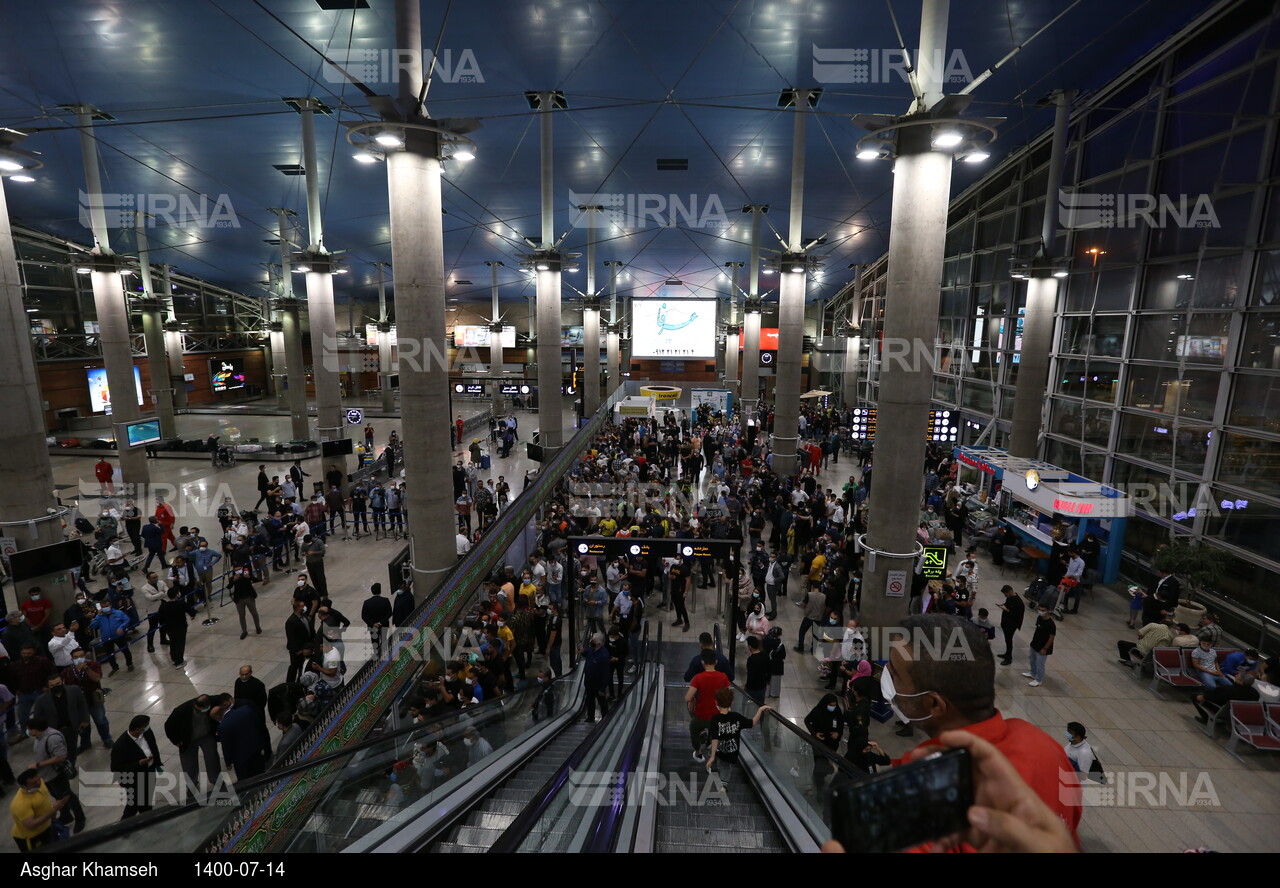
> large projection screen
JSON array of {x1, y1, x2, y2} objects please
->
[{"x1": 630, "y1": 299, "x2": 717, "y2": 359}]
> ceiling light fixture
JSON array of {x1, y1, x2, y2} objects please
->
[
  {"x1": 453, "y1": 149, "x2": 475, "y2": 161},
  {"x1": 0, "y1": 160, "x2": 22, "y2": 172},
  {"x1": 373, "y1": 132, "x2": 404, "y2": 148},
  {"x1": 352, "y1": 151, "x2": 379, "y2": 164},
  {"x1": 10, "y1": 174, "x2": 34, "y2": 183},
  {"x1": 932, "y1": 130, "x2": 964, "y2": 148},
  {"x1": 959, "y1": 151, "x2": 990, "y2": 163}
]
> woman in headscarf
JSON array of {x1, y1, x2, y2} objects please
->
[{"x1": 803, "y1": 692, "x2": 844, "y2": 788}]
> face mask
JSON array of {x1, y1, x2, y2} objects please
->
[
  {"x1": 1065, "y1": 733, "x2": 1074, "y2": 742},
  {"x1": 76, "y1": 596, "x2": 86, "y2": 603},
  {"x1": 880, "y1": 668, "x2": 934, "y2": 724},
  {"x1": 828, "y1": 618, "x2": 838, "y2": 625},
  {"x1": 101, "y1": 607, "x2": 111, "y2": 614},
  {"x1": 22, "y1": 786, "x2": 39, "y2": 794},
  {"x1": 826, "y1": 705, "x2": 837, "y2": 712},
  {"x1": 51, "y1": 686, "x2": 63, "y2": 695},
  {"x1": 463, "y1": 737, "x2": 474, "y2": 748},
  {"x1": 536, "y1": 677, "x2": 544, "y2": 685},
  {"x1": 30, "y1": 595, "x2": 40, "y2": 601},
  {"x1": 298, "y1": 580, "x2": 306, "y2": 587},
  {"x1": 388, "y1": 772, "x2": 398, "y2": 784},
  {"x1": 73, "y1": 658, "x2": 85, "y2": 666}
]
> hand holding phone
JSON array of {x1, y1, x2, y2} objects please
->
[{"x1": 830, "y1": 747, "x2": 973, "y2": 853}]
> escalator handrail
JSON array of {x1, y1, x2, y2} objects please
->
[
  {"x1": 730, "y1": 676, "x2": 864, "y2": 779},
  {"x1": 488, "y1": 648, "x2": 651, "y2": 852},
  {"x1": 48, "y1": 664, "x2": 582, "y2": 853},
  {"x1": 585, "y1": 666, "x2": 662, "y2": 853}
]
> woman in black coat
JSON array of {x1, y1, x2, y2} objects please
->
[{"x1": 391, "y1": 586, "x2": 416, "y2": 627}]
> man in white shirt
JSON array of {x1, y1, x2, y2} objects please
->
[
  {"x1": 140, "y1": 572, "x2": 169, "y2": 652},
  {"x1": 790, "y1": 487, "x2": 808, "y2": 508},
  {"x1": 312, "y1": 636, "x2": 344, "y2": 689},
  {"x1": 529, "y1": 553, "x2": 547, "y2": 593},
  {"x1": 104, "y1": 536, "x2": 126, "y2": 573},
  {"x1": 456, "y1": 532, "x2": 471, "y2": 559},
  {"x1": 47, "y1": 623, "x2": 78, "y2": 668}
]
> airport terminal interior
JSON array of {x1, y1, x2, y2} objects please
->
[{"x1": 0, "y1": 0, "x2": 1278, "y2": 856}]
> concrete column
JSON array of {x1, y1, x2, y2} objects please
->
[
  {"x1": 772, "y1": 271, "x2": 805, "y2": 476},
  {"x1": 305, "y1": 269, "x2": 345, "y2": 448},
  {"x1": 583, "y1": 300, "x2": 600, "y2": 416},
  {"x1": 771, "y1": 90, "x2": 812, "y2": 478},
  {"x1": 535, "y1": 93, "x2": 564, "y2": 451},
  {"x1": 164, "y1": 326, "x2": 188, "y2": 410},
  {"x1": 0, "y1": 175, "x2": 60, "y2": 549},
  {"x1": 1009, "y1": 89, "x2": 1073, "y2": 458},
  {"x1": 843, "y1": 336, "x2": 861, "y2": 407},
  {"x1": 374, "y1": 262, "x2": 396, "y2": 414},
  {"x1": 742, "y1": 305, "x2": 762, "y2": 423},
  {"x1": 386, "y1": 131, "x2": 454, "y2": 582},
  {"x1": 139, "y1": 302, "x2": 177, "y2": 439},
  {"x1": 486, "y1": 261, "x2": 504, "y2": 416},
  {"x1": 280, "y1": 301, "x2": 310, "y2": 440},
  {"x1": 860, "y1": 127, "x2": 953, "y2": 630},
  {"x1": 536, "y1": 269, "x2": 563, "y2": 449},
  {"x1": 1009, "y1": 275, "x2": 1056, "y2": 457},
  {"x1": 268, "y1": 322, "x2": 286, "y2": 401},
  {"x1": 723, "y1": 324, "x2": 740, "y2": 394},
  {"x1": 90, "y1": 269, "x2": 149, "y2": 486}
]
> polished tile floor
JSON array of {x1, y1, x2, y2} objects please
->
[{"x1": 10, "y1": 407, "x2": 1278, "y2": 851}]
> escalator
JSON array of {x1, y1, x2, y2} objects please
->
[
  {"x1": 653, "y1": 684, "x2": 789, "y2": 853},
  {"x1": 430, "y1": 721, "x2": 594, "y2": 852}
]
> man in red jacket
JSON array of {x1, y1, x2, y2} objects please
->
[
  {"x1": 882, "y1": 614, "x2": 1082, "y2": 851},
  {"x1": 154, "y1": 497, "x2": 177, "y2": 551},
  {"x1": 94, "y1": 458, "x2": 115, "y2": 496}
]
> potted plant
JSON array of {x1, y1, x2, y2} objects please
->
[{"x1": 1151, "y1": 539, "x2": 1228, "y2": 625}]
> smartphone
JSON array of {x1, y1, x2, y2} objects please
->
[{"x1": 830, "y1": 747, "x2": 974, "y2": 853}]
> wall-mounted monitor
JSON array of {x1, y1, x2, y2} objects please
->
[
  {"x1": 7, "y1": 539, "x2": 86, "y2": 583},
  {"x1": 118, "y1": 418, "x2": 161, "y2": 448},
  {"x1": 321, "y1": 438, "x2": 355, "y2": 458},
  {"x1": 630, "y1": 299, "x2": 717, "y2": 359}
]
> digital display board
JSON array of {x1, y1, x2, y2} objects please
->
[
  {"x1": 630, "y1": 299, "x2": 717, "y2": 359},
  {"x1": 86, "y1": 367, "x2": 144, "y2": 414},
  {"x1": 849, "y1": 407, "x2": 876, "y2": 439},
  {"x1": 209, "y1": 358, "x2": 247, "y2": 393},
  {"x1": 927, "y1": 409, "x2": 959, "y2": 443},
  {"x1": 454, "y1": 325, "x2": 517, "y2": 348},
  {"x1": 365, "y1": 323, "x2": 397, "y2": 347},
  {"x1": 843, "y1": 408, "x2": 955, "y2": 442}
]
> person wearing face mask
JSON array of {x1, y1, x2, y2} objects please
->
[
  {"x1": 843, "y1": 675, "x2": 891, "y2": 774},
  {"x1": 461, "y1": 726, "x2": 495, "y2": 766},
  {"x1": 30, "y1": 677, "x2": 89, "y2": 766},
  {"x1": 110, "y1": 715, "x2": 162, "y2": 818},
  {"x1": 189, "y1": 540, "x2": 221, "y2": 607},
  {"x1": 164, "y1": 693, "x2": 222, "y2": 803},
  {"x1": 743, "y1": 601, "x2": 770, "y2": 645},
  {"x1": 764, "y1": 550, "x2": 787, "y2": 619},
  {"x1": 45, "y1": 624, "x2": 77, "y2": 672},
  {"x1": 139, "y1": 571, "x2": 170, "y2": 654},
  {"x1": 10, "y1": 645, "x2": 54, "y2": 737},
  {"x1": 229, "y1": 567, "x2": 263, "y2": 640},
  {"x1": 804, "y1": 693, "x2": 845, "y2": 787},
  {"x1": 62, "y1": 648, "x2": 111, "y2": 751},
  {"x1": 26, "y1": 717, "x2": 85, "y2": 834},
  {"x1": 881, "y1": 614, "x2": 1081, "y2": 850},
  {"x1": 9, "y1": 768, "x2": 67, "y2": 851}
]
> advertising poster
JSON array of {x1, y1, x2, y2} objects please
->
[
  {"x1": 210, "y1": 358, "x2": 247, "y2": 393},
  {"x1": 631, "y1": 299, "x2": 717, "y2": 359},
  {"x1": 86, "y1": 367, "x2": 143, "y2": 413}
]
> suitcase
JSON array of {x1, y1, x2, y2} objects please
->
[
  {"x1": 481, "y1": 453, "x2": 491, "y2": 470},
  {"x1": 61, "y1": 438, "x2": 80, "y2": 448},
  {"x1": 275, "y1": 443, "x2": 285, "y2": 455}
]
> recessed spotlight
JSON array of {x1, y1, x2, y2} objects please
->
[{"x1": 373, "y1": 132, "x2": 403, "y2": 148}]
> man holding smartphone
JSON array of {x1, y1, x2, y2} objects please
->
[{"x1": 881, "y1": 614, "x2": 1081, "y2": 849}]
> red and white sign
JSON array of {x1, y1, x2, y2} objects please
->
[{"x1": 733, "y1": 328, "x2": 780, "y2": 351}]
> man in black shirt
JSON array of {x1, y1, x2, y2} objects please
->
[
  {"x1": 361, "y1": 583, "x2": 394, "y2": 659},
  {"x1": 254, "y1": 466, "x2": 270, "y2": 510},
  {"x1": 743, "y1": 636, "x2": 770, "y2": 705},
  {"x1": 705, "y1": 686, "x2": 769, "y2": 786},
  {"x1": 996, "y1": 584, "x2": 1025, "y2": 667}
]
